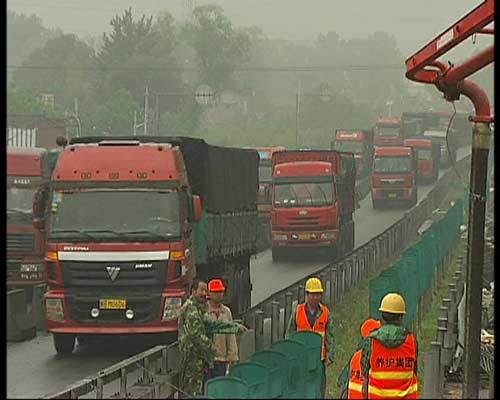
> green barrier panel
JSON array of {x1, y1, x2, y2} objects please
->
[
  {"x1": 288, "y1": 332, "x2": 323, "y2": 398},
  {"x1": 369, "y1": 201, "x2": 463, "y2": 327},
  {"x1": 205, "y1": 376, "x2": 250, "y2": 399},
  {"x1": 250, "y1": 350, "x2": 289, "y2": 398},
  {"x1": 229, "y1": 361, "x2": 269, "y2": 399},
  {"x1": 271, "y1": 339, "x2": 307, "y2": 398}
]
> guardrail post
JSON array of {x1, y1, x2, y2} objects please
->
[
  {"x1": 423, "y1": 342, "x2": 442, "y2": 399},
  {"x1": 255, "y1": 310, "x2": 264, "y2": 352},
  {"x1": 329, "y1": 267, "x2": 336, "y2": 307},
  {"x1": 244, "y1": 311, "x2": 255, "y2": 331},
  {"x1": 319, "y1": 272, "x2": 327, "y2": 296},
  {"x1": 271, "y1": 301, "x2": 280, "y2": 344},
  {"x1": 436, "y1": 326, "x2": 447, "y2": 392},
  {"x1": 143, "y1": 356, "x2": 151, "y2": 383},
  {"x1": 96, "y1": 376, "x2": 104, "y2": 399},
  {"x1": 298, "y1": 285, "x2": 305, "y2": 304},
  {"x1": 284, "y1": 292, "x2": 293, "y2": 337},
  {"x1": 120, "y1": 367, "x2": 127, "y2": 397}
]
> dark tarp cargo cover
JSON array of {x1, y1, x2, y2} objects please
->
[{"x1": 69, "y1": 135, "x2": 259, "y2": 213}]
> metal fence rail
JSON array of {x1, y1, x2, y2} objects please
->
[{"x1": 44, "y1": 154, "x2": 471, "y2": 399}]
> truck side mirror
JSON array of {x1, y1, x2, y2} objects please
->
[
  {"x1": 33, "y1": 188, "x2": 47, "y2": 230},
  {"x1": 191, "y1": 195, "x2": 202, "y2": 222}
]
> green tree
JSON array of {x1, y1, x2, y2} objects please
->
[{"x1": 182, "y1": 5, "x2": 251, "y2": 90}]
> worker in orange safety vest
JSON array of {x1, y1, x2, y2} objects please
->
[
  {"x1": 346, "y1": 318, "x2": 382, "y2": 399},
  {"x1": 361, "y1": 293, "x2": 419, "y2": 399},
  {"x1": 286, "y1": 277, "x2": 334, "y2": 398}
]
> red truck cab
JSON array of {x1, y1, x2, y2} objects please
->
[
  {"x1": 271, "y1": 150, "x2": 355, "y2": 261},
  {"x1": 371, "y1": 146, "x2": 418, "y2": 209},
  {"x1": 331, "y1": 129, "x2": 374, "y2": 178},
  {"x1": 42, "y1": 136, "x2": 258, "y2": 355},
  {"x1": 7, "y1": 147, "x2": 50, "y2": 298},
  {"x1": 373, "y1": 118, "x2": 403, "y2": 146},
  {"x1": 403, "y1": 138, "x2": 440, "y2": 183}
]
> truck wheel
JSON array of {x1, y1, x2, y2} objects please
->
[{"x1": 53, "y1": 333, "x2": 76, "y2": 355}]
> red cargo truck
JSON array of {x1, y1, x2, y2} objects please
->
[
  {"x1": 373, "y1": 118, "x2": 403, "y2": 146},
  {"x1": 270, "y1": 150, "x2": 356, "y2": 261},
  {"x1": 371, "y1": 146, "x2": 418, "y2": 209},
  {"x1": 7, "y1": 147, "x2": 50, "y2": 300},
  {"x1": 42, "y1": 136, "x2": 258, "y2": 354},
  {"x1": 403, "y1": 138, "x2": 440, "y2": 183},
  {"x1": 331, "y1": 129, "x2": 374, "y2": 178}
]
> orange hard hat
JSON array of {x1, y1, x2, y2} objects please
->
[
  {"x1": 208, "y1": 279, "x2": 225, "y2": 292},
  {"x1": 360, "y1": 318, "x2": 381, "y2": 338}
]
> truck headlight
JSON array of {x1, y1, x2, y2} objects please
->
[
  {"x1": 46, "y1": 298, "x2": 64, "y2": 321},
  {"x1": 273, "y1": 233, "x2": 288, "y2": 241},
  {"x1": 162, "y1": 297, "x2": 182, "y2": 321},
  {"x1": 320, "y1": 232, "x2": 336, "y2": 240}
]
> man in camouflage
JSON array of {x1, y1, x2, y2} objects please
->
[{"x1": 178, "y1": 278, "x2": 247, "y2": 397}]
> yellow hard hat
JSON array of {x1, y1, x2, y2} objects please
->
[
  {"x1": 305, "y1": 277, "x2": 324, "y2": 293},
  {"x1": 379, "y1": 293, "x2": 406, "y2": 314}
]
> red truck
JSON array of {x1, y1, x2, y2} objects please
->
[
  {"x1": 373, "y1": 118, "x2": 403, "y2": 147},
  {"x1": 331, "y1": 129, "x2": 374, "y2": 178},
  {"x1": 42, "y1": 136, "x2": 259, "y2": 354},
  {"x1": 403, "y1": 138, "x2": 441, "y2": 184},
  {"x1": 270, "y1": 150, "x2": 356, "y2": 261},
  {"x1": 371, "y1": 146, "x2": 418, "y2": 209},
  {"x1": 7, "y1": 147, "x2": 51, "y2": 301}
]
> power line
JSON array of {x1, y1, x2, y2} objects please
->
[{"x1": 7, "y1": 63, "x2": 405, "y2": 73}]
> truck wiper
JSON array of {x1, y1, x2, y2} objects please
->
[
  {"x1": 123, "y1": 230, "x2": 172, "y2": 240},
  {"x1": 83, "y1": 229, "x2": 128, "y2": 238},
  {"x1": 50, "y1": 229, "x2": 96, "y2": 240},
  {"x1": 316, "y1": 185, "x2": 330, "y2": 205}
]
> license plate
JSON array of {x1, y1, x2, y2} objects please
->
[
  {"x1": 388, "y1": 193, "x2": 397, "y2": 198},
  {"x1": 298, "y1": 233, "x2": 310, "y2": 240},
  {"x1": 99, "y1": 299, "x2": 127, "y2": 310}
]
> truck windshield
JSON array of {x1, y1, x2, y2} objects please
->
[
  {"x1": 49, "y1": 190, "x2": 181, "y2": 241},
  {"x1": 7, "y1": 187, "x2": 35, "y2": 213},
  {"x1": 7, "y1": 187, "x2": 35, "y2": 224},
  {"x1": 417, "y1": 149, "x2": 432, "y2": 160},
  {"x1": 373, "y1": 157, "x2": 413, "y2": 173},
  {"x1": 374, "y1": 125, "x2": 400, "y2": 137},
  {"x1": 259, "y1": 165, "x2": 272, "y2": 182},
  {"x1": 334, "y1": 141, "x2": 364, "y2": 153},
  {"x1": 274, "y1": 182, "x2": 334, "y2": 207}
]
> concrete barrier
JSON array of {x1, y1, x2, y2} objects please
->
[
  {"x1": 7, "y1": 289, "x2": 36, "y2": 342},
  {"x1": 32, "y1": 284, "x2": 48, "y2": 331}
]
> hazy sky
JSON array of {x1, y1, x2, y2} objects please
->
[{"x1": 7, "y1": 0, "x2": 487, "y2": 54}]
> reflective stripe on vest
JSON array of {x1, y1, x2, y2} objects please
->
[
  {"x1": 296, "y1": 303, "x2": 329, "y2": 360},
  {"x1": 368, "y1": 333, "x2": 419, "y2": 399},
  {"x1": 348, "y1": 350, "x2": 364, "y2": 399}
]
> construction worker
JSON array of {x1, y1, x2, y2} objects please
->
[
  {"x1": 286, "y1": 277, "x2": 334, "y2": 397},
  {"x1": 342, "y1": 318, "x2": 382, "y2": 399},
  {"x1": 361, "y1": 293, "x2": 419, "y2": 399},
  {"x1": 178, "y1": 278, "x2": 247, "y2": 397},
  {"x1": 205, "y1": 279, "x2": 239, "y2": 380}
]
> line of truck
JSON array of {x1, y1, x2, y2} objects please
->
[{"x1": 6, "y1": 108, "x2": 469, "y2": 355}]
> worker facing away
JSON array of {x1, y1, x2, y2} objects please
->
[
  {"x1": 286, "y1": 277, "x2": 334, "y2": 398},
  {"x1": 361, "y1": 293, "x2": 419, "y2": 399},
  {"x1": 178, "y1": 278, "x2": 247, "y2": 397},
  {"x1": 345, "y1": 318, "x2": 382, "y2": 399},
  {"x1": 205, "y1": 279, "x2": 239, "y2": 380}
]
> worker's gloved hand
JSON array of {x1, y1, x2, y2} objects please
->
[{"x1": 238, "y1": 323, "x2": 248, "y2": 333}]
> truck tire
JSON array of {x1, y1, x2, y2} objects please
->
[{"x1": 53, "y1": 333, "x2": 76, "y2": 355}]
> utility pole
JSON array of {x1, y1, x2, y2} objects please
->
[
  {"x1": 133, "y1": 111, "x2": 137, "y2": 136},
  {"x1": 155, "y1": 94, "x2": 160, "y2": 135},
  {"x1": 144, "y1": 86, "x2": 149, "y2": 135},
  {"x1": 463, "y1": 121, "x2": 492, "y2": 397},
  {"x1": 295, "y1": 93, "x2": 299, "y2": 149}
]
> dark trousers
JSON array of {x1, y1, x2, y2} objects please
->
[
  {"x1": 321, "y1": 361, "x2": 327, "y2": 398},
  {"x1": 206, "y1": 362, "x2": 228, "y2": 381}
]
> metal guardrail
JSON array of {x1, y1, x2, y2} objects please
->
[{"x1": 43, "y1": 154, "x2": 471, "y2": 399}]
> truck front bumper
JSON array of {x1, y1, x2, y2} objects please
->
[
  {"x1": 272, "y1": 229, "x2": 337, "y2": 247},
  {"x1": 372, "y1": 187, "x2": 415, "y2": 201}
]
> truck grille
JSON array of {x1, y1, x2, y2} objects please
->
[
  {"x1": 60, "y1": 260, "x2": 168, "y2": 288},
  {"x1": 7, "y1": 262, "x2": 19, "y2": 281},
  {"x1": 287, "y1": 216, "x2": 320, "y2": 226},
  {"x1": 66, "y1": 288, "x2": 162, "y2": 325},
  {"x1": 7, "y1": 234, "x2": 35, "y2": 253}
]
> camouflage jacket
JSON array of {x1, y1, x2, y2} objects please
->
[{"x1": 178, "y1": 295, "x2": 241, "y2": 366}]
